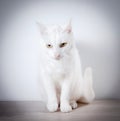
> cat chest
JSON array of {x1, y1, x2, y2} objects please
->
[
  {"x1": 52, "y1": 68, "x2": 66, "y2": 80},
  {"x1": 47, "y1": 63, "x2": 70, "y2": 80}
]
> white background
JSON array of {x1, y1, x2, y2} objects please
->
[{"x1": 0, "y1": 0, "x2": 120, "y2": 100}]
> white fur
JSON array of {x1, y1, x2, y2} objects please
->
[{"x1": 38, "y1": 21, "x2": 95, "y2": 113}]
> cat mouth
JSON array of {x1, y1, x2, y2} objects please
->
[
  {"x1": 54, "y1": 56, "x2": 63, "y2": 60},
  {"x1": 55, "y1": 57, "x2": 61, "y2": 60}
]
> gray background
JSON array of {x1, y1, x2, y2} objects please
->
[{"x1": 0, "y1": 0, "x2": 120, "y2": 101}]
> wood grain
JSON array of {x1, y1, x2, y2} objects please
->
[{"x1": 0, "y1": 100, "x2": 120, "y2": 121}]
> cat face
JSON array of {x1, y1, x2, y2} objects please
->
[{"x1": 38, "y1": 21, "x2": 74, "y2": 60}]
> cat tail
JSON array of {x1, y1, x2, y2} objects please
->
[
  {"x1": 81, "y1": 67, "x2": 95, "y2": 103},
  {"x1": 83, "y1": 67, "x2": 93, "y2": 88}
]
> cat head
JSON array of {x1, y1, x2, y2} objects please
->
[{"x1": 37, "y1": 20, "x2": 74, "y2": 60}]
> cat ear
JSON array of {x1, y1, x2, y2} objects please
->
[
  {"x1": 64, "y1": 19, "x2": 72, "y2": 34},
  {"x1": 36, "y1": 22, "x2": 47, "y2": 35}
]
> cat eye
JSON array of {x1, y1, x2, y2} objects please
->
[
  {"x1": 46, "y1": 44, "x2": 53, "y2": 48},
  {"x1": 59, "y1": 42, "x2": 67, "y2": 48}
]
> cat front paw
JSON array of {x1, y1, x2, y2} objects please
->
[
  {"x1": 60, "y1": 103, "x2": 72, "y2": 113},
  {"x1": 47, "y1": 102, "x2": 58, "y2": 112}
]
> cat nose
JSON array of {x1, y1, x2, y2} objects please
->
[{"x1": 54, "y1": 53, "x2": 61, "y2": 60}]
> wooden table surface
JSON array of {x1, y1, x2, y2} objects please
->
[{"x1": 0, "y1": 100, "x2": 120, "y2": 121}]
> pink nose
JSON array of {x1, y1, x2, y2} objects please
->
[{"x1": 54, "y1": 53, "x2": 61, "y2": 59}]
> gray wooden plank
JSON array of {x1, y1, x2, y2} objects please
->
[{"x1": 0, "y1": 100, "x2": 120, "y2": 121}]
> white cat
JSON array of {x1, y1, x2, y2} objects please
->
[{"x1": 37, "y1": 21, "x2": 95, "y2": 113}]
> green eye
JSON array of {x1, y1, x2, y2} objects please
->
[
  {"x1": 46, "y1": 44, "x2": 53, "y2": 48},
  {"x1": 59, "y1": 42, "x2": 67, "y2": 48}
]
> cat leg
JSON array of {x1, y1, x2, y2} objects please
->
[
  {"x1": 70, "y1": 100, "x2": 78, "y2": 109},
  {"x1": 60, "y1": 81, "x2": 72, "y2": 113},
  {"x1": 43, "y1": 78, "x2": 58, "y2": 112}
]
